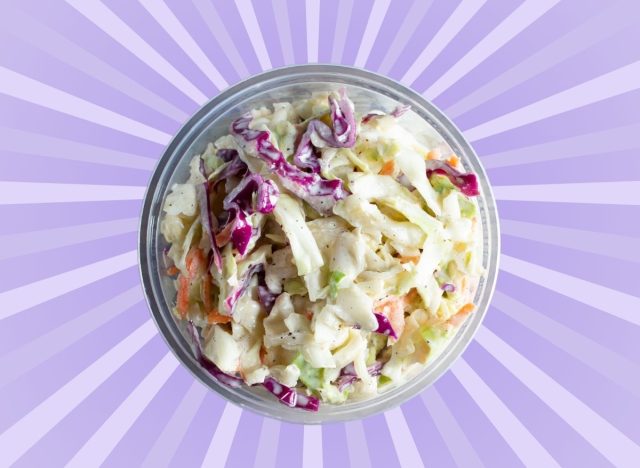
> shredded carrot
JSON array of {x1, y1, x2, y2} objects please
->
[
  {"x1": 166, "y1": 266, "x2": 180, "y2": 276},
  {"x1": 379, "y1": 160, "x2": 395, "y2": 176},
  {"x1": 215, "y1": 223, "x2": 234, "y2": 247},
  {"x1": 259, "y1": 345, "x2": 267, "y2": 365},
  {"x1": 453, "y1": 242, "x2": 466, "y2": 253},
  {"x1": 447, "y1": 155, "x2": 459, "y2": 167},
  {"x1": 404, "y1": 288, "x2": 418, "y2": 303},
  {"x1": 304, "y1": 310, "x2": 313, "y2": 321},
  {"x1": 374, "y1": 296, "x2": 406, "y2": 338},
  {"x1": 177, "y1": 275, "x2": 190, "y2": 318},
  {"x1": 426, "y1": 150, "x2": 438, "y2": 160},
  {"x1": 186, "y1": 247, "x2": 205, "y2": 277},
  {"x1": 448, "y1": 303, "x2": 474, "y2": 327},
  {"x1": 207, "y1": 309, "x2": 232, "y2": 324},
  {"x1": 399, "y1": 255, "x2": 420, "y2": 264}
]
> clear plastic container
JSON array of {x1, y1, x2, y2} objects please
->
[{"x1": 139, "y1": 64, "x2": 500, "y2": 423}]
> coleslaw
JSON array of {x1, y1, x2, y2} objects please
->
[{"x1": 161, "y1": 89, "x2": 483, "y2": 411}]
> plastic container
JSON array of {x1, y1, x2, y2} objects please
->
[{"x1": 139, "y1": 64, "x2": 499, "y2": 423}]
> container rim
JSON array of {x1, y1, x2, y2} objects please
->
[{"x1": 139, "y1": 64, "x2": 500, "y2": 424}]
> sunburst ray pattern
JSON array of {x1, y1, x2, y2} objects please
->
[{"x1": 0, "y1": 1, "x2": 638, "y2": 467}]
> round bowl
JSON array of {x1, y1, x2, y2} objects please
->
[{"x1": 139, "y1": 64, "x2": 499, "y2": 423}]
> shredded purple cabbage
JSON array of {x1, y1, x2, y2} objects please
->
[
  {"x1": 224, "y1": 263, "x2": 264, "y2": 313},
  {"x1": 373, "y1": 313, "x2": 398, "y2": 339},
  {"x1": 390, "y1": 104, "x2": 410, "y2": 118},
  {"x1": 335, "y1": 361, "x2": 385, "y2": 391},
  {"x1": 185, "y1": 321, "x2": 244, "y2": 388},
  {"x1": 223, "y1": 173, "x2": 279, "y2": 215},
  {"x1": 425, "y1": 160, "x2": 479, "y2": 197},
  {"x1": 198, "y1": 159, "x2": 223, "y2": 271},
  {"x1": 231, "y1": 110, "x2": 347, "y2": 215},
  {"x1": 441, "y1": 283, "x2": 456, "y2": 293},
  {"x1": 212, "y1": 158, "x2": 248, "y2": 189},
  {"x1": 217, "y1": 148, "x2": 239, "y2": 162},
  {"x1": 256, "y1": 270, "x2": 278, "y2": 313},
  {"x1": 262, "y1": 376, "x2": 299, "y2": 407}
]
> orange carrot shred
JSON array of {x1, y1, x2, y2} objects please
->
[
  {"x1": 379, "y1": 160, "x2": 395, "y2": 176},
  {"x1": 177, "y1": 275, "x2": 190, "y2": 318},
  {"x1": 447, "y1": 155, "x2": 459, "y2": 167},
  {"x1": 166, "y1": 266, "x2": 180, "y2": 276},
  {"x1": 426, "y1": 150, "x2": 438, "y2": 160},
  {"x1": 207, "y1": 310, "x2": 231, "y2": 324}
]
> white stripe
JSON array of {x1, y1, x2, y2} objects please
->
[
  {"x1": 200, "y1": 403, "x2": 243, "y2": 468},
  {"x1": 401, "y1": 0, "x2": 486, "y2": 85},
  {"x1": 141, "y1": 382, "x2": 208, "y2": 468},
  {"x1": 500, "y1": 254, "x2": 640, "y2": 326},
  {"x1": 303, "y1": 425, "x2": 323, "y2": 468},
  {"x1": 425, "y1": 0, "x2": 560, "y2": 98},
  {"x1": 305, "y1": 0, "x2": 320, "y2": 63},
  {"x1": 384, "y1": 407, "x2": 424, "y2": 468},
  {"x1": 0, "y1": 66, "x2": 171, "y2": 145},
  {"x1": 0, "y1": 218, "x2": 139, "y2": 261},
  {"x1": 64, "y1": 0, "x2": 208, "y2": 104},
  {"x1": 465, "y1": 60, "x2": 640, "y2": 141},
  {"x1": 253, "y1": 418, "x2": 280, "y2": 468},
  {"x1": 330, "y1": 0, "x2": 354, "y2": 63},
  {"x1": 66, "y1": 353, "x2": 178, "y2": 468},
  {"x1": 0, "y1": 181, "x2": 145, "y2": 205},
  {"x1": 476, "y1": 327, "x2": 640, "y2": 468},
  {"x1": 234, "y1": 0, "x2": 273, "y2": 70},
  {"x1": 0, "y1": 286, "x2": 142, "y2": 387},
  {"x1": 345, "y1": 420, "x2": 371, "y2": 468},
  {"x1": 0, "y1": 250, "x2": 138, "y2": 320},
  {"x1": 493, "y1": 181, "x2": 640, "y2": 205},
  {"x1": 139, "y1": 0, "x2": 228, "y2": 90},
  {"x1": 451, "y1": 358, "x2": 561, "y2": 467},
  {"x1": 0, "y1": 320, "x2": 157, "y2": 467},
  {"x1": 354, "y1": 0, "x2": 391, "y2": 68}
]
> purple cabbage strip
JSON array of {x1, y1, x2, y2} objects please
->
[
  {"x1": 212, "y1": 158, "x2": 248, "y2": 189},
  {"x1": 257, "y1": 270, "x2": 278, "y2": 313},
  {"x1": 217, "y1": 148, "x2": 238, "y2": 162},
  {"x1": 224, "y1": 263, "x2": 264, "y2": 313},
  {"x1": 425, "y1": 160, "x2": 479, "y2": 197},
  {"x1": 262, "y1": 377, "x2": 320, "y2": 411},
  {"x1": 185, "y1": 321, "x2": 244, "y2": 388},
  {"x1": 198, "y1": 159, "x2": 222, "y2": 272},
  {"x1": 335, "y1": 361, "x2": 384, "y2": 391},
  {"x1": 361, "y1": 111, "x2": 384, "y2": 124},
  {"x1": 295, "y1": 392, "x2": 320, "y2": 411},
  {"x1": 223, "y1": 173, "x2": 279, "y2": 215},
  {"x1": 230, "y1": 113, "x2": 347, "y2": 215},
  {"x1": 390, "y1": 104, "x2": 410, "y2": 118},
  {"x1": 441, "y1": 283, "x2": 456, "y2": 293},
  {"x1": 373, "y1": 312, "x2": 398, "y2": 339},
  {"x1": 292, "y1": 89, "x2": 357, "y2": 172}
]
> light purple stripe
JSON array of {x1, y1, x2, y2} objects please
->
[
  {"x1": 425, "y1": 0, "x2": 560, "y2": 98},
  {"x1": 384, "y1": 407, "x2": 424, "y2": 468},
  {"x1": 451, "y1": 358, "x2": 561, "y2": 467},
  {"x1": 345, "y1": 420, "x2": 371, "y2": 468},
  {"x1": 354, "y1": 0, "x2": 392, "y2": 67},
  {"x1": 139, "y1": 0, "x2": 228, "y2": 90},
  {"x1": 330, "y1": 0, "x2": 354, "y2": 63},
  {"x1": 306, "y1": 0, "x2": 320, "y2": 63},
  {"x1": 0, "y1": 218, "x2": 138, "y2": 261},
  {"x1": 234, "y1": 0, "x2": 272, "y2": 70},
  {"x1": 253, "y1": 417, "x2": 280, "y2": 468},
  {"x1": 0, "y1": 181, "x2": 145, "y2": 205},
  {"x1": 401, "y1": 0, "x2": 486, "y2": 85},
  {"x1": 140, "y1": 382, "x2": 207, "y2": 468},
  {"x1": 271, "y1": 0, "x2": 295, "y2": 65},
  {"x1": 5, "y1": 8, "x2": 188, "y2": 123},
  {"x1": 0, "y1": 250, "x2": 137, "y2": 320},
  {"x1": 481, "y1": 123, "x2": 640, "y2": 169},
  {"x1": 476, "y1": 327, "x2": 640, "y2": 467},
  {"x1": 0, "y1": 127, "x2": 156, "y2": 171},
  {"x1": 66, "y1": 353, "x2": 179, "y2": 468},
  {"x1": 64, "y1": 0, "x2": 207, "y2": 104},
  {"x1": 200, "y1": 403, "x2": 242, "y2": 467},
  {"x1": 0, "y1": 320, "x2": 157, "y2": 467},
  {"x1": 492, "y1": 291, "x2": 640, "y2": 398},
  {"x1": 0, "y1": 286, "x2": 141, "y2": 387},
  {"x1": 303, "y1": 425, "x2": 323, "y2": 468},
  {"x1": 465, "y1": 60, "x2": 640, "y2": 141},
  {"x1": 446, "y1": 1, "x2": 637, "y2": 118},
  {"x1": 0, "y1": 66, "x2": 171, "y2": 145},
  {"x1": 501, "y1": 218, "x2": 640, "y2": 262},
  {"x1": 377, "y1": 0, "x2": 433, "y2": 75},
  {"x1": 420, "y1": 387, "x2": 484, "y2": 468},
  {"x1": 191, "y1": 0, "x2": 250, "y2": 78},
  {"x1": 501, "y1": 254, "x2": 640, "y2": 326},
  {"x1": 493, "y1": 181, "x2": 640, "y2": 205}
]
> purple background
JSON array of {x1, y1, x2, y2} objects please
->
[{"x1": 1, "y1": 1, "x2": 639, "y2": 467}]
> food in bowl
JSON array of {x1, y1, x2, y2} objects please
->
[{"x1": 160, "y1": 89, "x2": 483, "y2": 411}]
